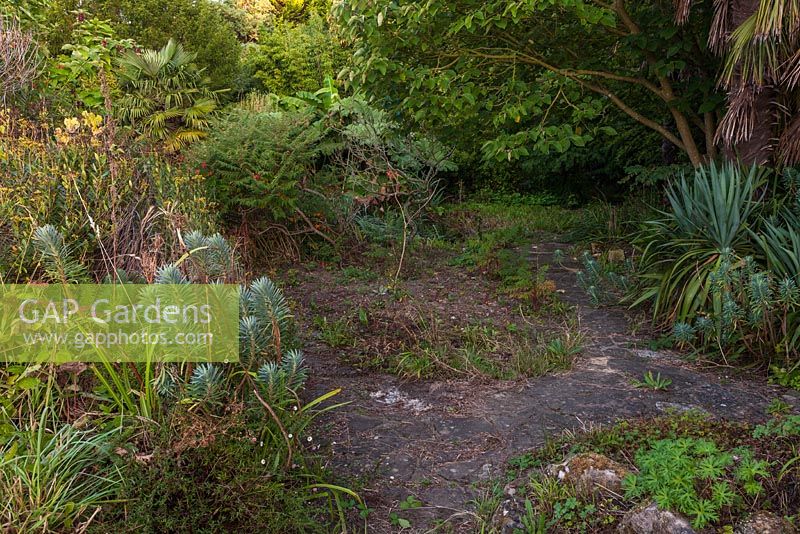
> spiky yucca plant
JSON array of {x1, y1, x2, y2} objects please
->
[
  {"x1": 757, "y1": 210, "x2": 800, "y2": 281},
  {"x1": 636, "y1": 163, "x2": 765, "y2": 321}
]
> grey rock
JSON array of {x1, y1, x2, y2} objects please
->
[
  {"x1": 734, "y1": 511, "x2": 797, "y2": 534},
  {"x1": 490, "y1": 498, "x2": 526, "y2": 534},
  {"x1": 618, "y1": 502, "x2": 695, "y2": 534},
  {"x1": 548, "y1": 452, "x2": 628, "y2": 498}
]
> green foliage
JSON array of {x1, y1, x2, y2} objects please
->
[
  {"x1": 46, "y1": 15, "x2": 137, "y2": 112},
  {"x1": 314, "y1": 316, "x2": 355, "y2": 348},
  {"x1": 50, "y1": 0, "x2": 241, "y2": 92},
  {"x1": 516, "y1": 413, "x2": 800, "y2": 531},
  {"x1": 183, "y1": 231, "x2": 238, "y2": 282},
  {"x1": 514, "y1": 472, "x2": 609, "y2": 533},
  {"x1": 276, "y1": 0, "x2": 332, "y2": 23},
  {"x1": 766, "y1": 398, "x2": 794, "y2": 417},
  {"x1": 512, "y1": 331, "x2": 583, "y2": 377},
  {"x1": 669, "y1": 253, "x2": 800, "y2": 362},
  {"x1": 452, "y1": 226, "x2": 528, "y2": 270},
  {"x1": 197, "y1": 85, "x2": 453, "y2": 268},
  {"x1": 242, "y1": 15, "x2": 346, "y2": 95},
  {"x1": 623, "y1": 164, "x2": 694, "y2": 188},
  {"x1": 198, "y1": 107, "x2": 329, "y2": 222},
  {"x1": 770, "y1": 364, "x2": 800, "y2": 390},
  {"x1": 335, "y1": 0, "x2": 721, "y2": 167},
  {"x1": 186, "y1": 363, "x2": 227, "y2": 406},
  {"x1": 0, "y1": 365, "x2": 46, "y2": 447},
  {"x1": 257, "y1": 349, "x2": 309, "y2": 405},
  {"x1": 29, "y1": 227, "x2": 301, "y2": 417},
  {"x1": 105, "y1": 427, "x2": 351, "y2": 533},
  {"x1": 150, "y1": 251, "x2": 303, "y2": 414},
  {"x1": 445, "y1": 195, "x2": 579, "y2": 240},
  {"x1": 636, "y1": 163, "x2": 765, "y2": 321},
  {"x1": 753, "y1": 415, "x2": 800, "y2": 439},
  {"x1": 667, "y1": 163, "x2": 764, "y2": 251},
  {"x1": 566, "y1": 197, "x2": 657, "y2": 245},
  {"x1": 631, "y1": 164, "x2": 800, "y2": 363},
  {"x1": 623, "y1": 438, "x2": 769, "y2": 529},
  {"x1": 116, "y1": 40, "x2": 218, "y2": 152},
  {"x1": 757, "y1": 209, "x2": 800, "y2": 281},
  {"x1": 452, "y1": 222, "x2": 561, "y2": 304},
  {"x1": 548, "y1": 497, "x2": 602, "y2": 532},
  {"x1": 576, "y1": 251, "x2": 634, "y2": 306},
  {"x1": 0, "y1": 110, "x2": 212, "y2": 282}
]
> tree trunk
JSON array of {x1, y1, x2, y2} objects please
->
[{"x1": 724, "y1": 0, "x2": 775, "y2": 165}]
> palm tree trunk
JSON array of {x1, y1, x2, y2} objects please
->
[{"x1": 724, "y1": 0, "x2": 776, "y2": 165}]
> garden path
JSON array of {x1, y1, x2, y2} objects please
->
[{"x1": 293, "y1": 242, "x2": 799, "y2": 533}]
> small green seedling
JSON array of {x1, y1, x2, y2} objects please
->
[
  {"x1": 398, "y1": 495, "x2": 422, "y2": 510},
  {"x1": 633, "y1": 371, "x2": 672, "y2": 391},
  {"x1": 389, "y1": 512, "x2": 411, "y2": 528},
  {"x1": 358, "y1": 307, "x2": 369, "y2": 326}
]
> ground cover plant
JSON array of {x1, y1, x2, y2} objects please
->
[{"x1": 497, "y1": 411, "x2": 800, "y2": 532}]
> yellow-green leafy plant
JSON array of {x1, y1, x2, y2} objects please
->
[{"x1": 623, "y1": 438, "x2": 769, "y2": 529}]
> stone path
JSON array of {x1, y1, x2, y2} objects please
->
[{"x1": 302, "y1": 242, "x2": 799, "y2": 533}]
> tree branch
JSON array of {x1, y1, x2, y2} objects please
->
[{"x1": 457, "y1": 49, "x2": 687, "y2": 150}]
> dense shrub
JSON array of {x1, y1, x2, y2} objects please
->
[
  {"x1": 197, "y1": 106, "x2": 333, "y2": 226},
  {"x1": 195, "y1": 86, "x2": 455, "y2": 266},
  {"x1": 242, "y1": 15, "x2": 346, "y2": 95}
]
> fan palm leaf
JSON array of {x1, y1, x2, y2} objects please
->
[{"x1": 115, "y1": 39, "x2": 218, "y2": 152}]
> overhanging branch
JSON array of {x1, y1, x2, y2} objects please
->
[{"x1": 456, "y1": 48, "x2": 688, "y2": 150}]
